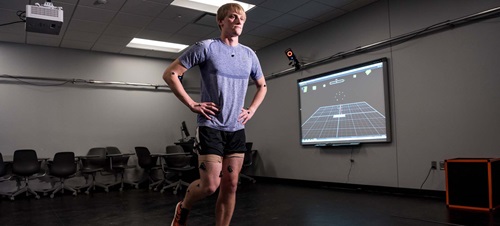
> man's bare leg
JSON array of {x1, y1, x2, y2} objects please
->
[
  {"x1": 215, "y1": 154, "x2": 244, "y2": 226},
  {"x1": 171, "y1": 154, "x2": 223, "y2": 226},
  {"x1": 182, "y1": 154, "x2": 223, "y2": 209}
]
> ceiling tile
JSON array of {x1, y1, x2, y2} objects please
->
[
  {"x1": 53, "y1": 0, "x2": 79, "y2": 5},
  {"x1": 241, "y1": 20, "x2": 262, "y2": 33},
  {"x1": 136, "y1": 29, "x2": 173, "y2": 41},
  {"x1": 267, "y1": 14, "x2": 310, "y2": 31},
  {"x1": 64, "y1": 30, "x2": 101, "y2": 42},
  {"x1": 73, "y1": 5, "x2": 117, "y2": 23},
  {"x1": 242, "y1": 0, "x2": 267, "y2": 6},
  {"x1": 176, "y1": 23, "x2": 217, "y2": 38},
  {"x1": 315, "y1": 8, "x2": 346, "y2": 22},
  {"x1": 289, "y1": 1, "x2": 335, "y2": 21},
  {"x1": 291, "y1": 19, "x2": 320, "y2": 32},
  {"x1": 341, "y1": 0, "x2": 378, "y2": 11},
  {"x1": 61, "y1": 39, "x2": 94, "y2": 50},
  {"x1": 111, "y1": 12, "x2": 154, "y2": 28},
  {"x1": 147, "y1": 18, "x2": 186, "y2": 33},
  {"x1": 66, "y1": 19, "x2": 107, "y2": 33},
  {"x1": 141, "y1": 0, "x2": 174, "y2": 5},
  {"x1": 0, "y1": 0, "x2": 374, "y2": 60},
  {"x1": 0, "y1": 0, "x2": 29, "y2": 10},
  {"x1": 259, "y1": 0, "x2": 309, "y2": 13},
  {"x1": 246, "y1": 7, "x2": 283, "y2": 24},
  {"x1": 77, "y1": 0, "x2": 126, "y2": 11},
  {"x1": 194, "y1": 13, "x2": 217, "y2": 28},
  {"x1": 26, "y1": 34, "x2": 62, "y2": 47},
  {"x1": 314, "y1": 0, "x2": 352, "y2": 8},
  {"x1": 121, "y1": 0, "x2": 167, "y2": 17},
  {"x1": 96, "y1": 34, "x2": 132, "y2": 45},
  {"x1": 159, "y1": 5, "x2": 205, "y2": 23},
  {"x1": 248, "y1": 24, "x2": 296, "y2": 40},
  {"x1": 103, "y1": 24, "x2": 141, "y2": 37}
]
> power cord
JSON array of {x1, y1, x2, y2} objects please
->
[
  {"x1": 419, "y1": 167, "x2": 433, "y2": 189},
  {"x1": 0, "y1": 11, "x2": 26, "y2": 27},
  {"x1": 346, "y1": 147, "x2": 354, "y2": 183}
]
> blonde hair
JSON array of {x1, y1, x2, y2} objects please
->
[{"x1": 216, "y1": 3, "x2": 245, "y2": 29}]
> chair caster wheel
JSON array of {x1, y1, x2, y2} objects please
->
[
  {"x1": 173, "y1": 191, "x2": 177, "y2": 195},
  {"x1": 35, "y1": 195, "x2": 40, "y2": 199},
  {"x1": 119, "y1": 188, "x2": 123, "y2": 192},
  {"x1": 50, "y1": 194, "x2": 55, "y2": 198},
  {"x1": 85, "y1": 191, "x2": 90, "y2": 195},
  {"x1": 105, "y1": 188, "x2": 109, "y2": 192},
  {"x1": 10, "y1": 197, "x2": 14, "y2": 201}
]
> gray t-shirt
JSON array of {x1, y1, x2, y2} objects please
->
[{"x1": 178, "y1": 38, "x2": 263, "y2": 132}]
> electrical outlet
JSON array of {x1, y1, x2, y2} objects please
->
[
  {"x1": 431, "y1": 161, "x2": 437, "y2": 169},
  {"x1": 439, "y1": 161, "x2": 445, "y2": 170}
]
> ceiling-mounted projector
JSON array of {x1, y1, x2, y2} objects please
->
[{"x1": 26, "y1": 1, "x2": 63, "y2": 35}]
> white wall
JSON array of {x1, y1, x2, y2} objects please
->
[{"x1": 245, "y1": 0, "x2": 500, "y2": 191}]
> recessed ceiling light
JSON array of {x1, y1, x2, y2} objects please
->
[
  {"x1": 171, "y1": 0, "x2": 255, "y2": 14},
  {"x1": 126, "y1": 38, "x2": 189, "y2": 53}
]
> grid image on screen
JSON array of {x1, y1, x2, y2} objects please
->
[{"x1": 301, "y1": 101, "x2": 387, "y2": 143}]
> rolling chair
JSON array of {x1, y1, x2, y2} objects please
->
[
  {"x1": 0, "y1": 153, "x2": 13, "y2": 197},
  {"x1": 79, "y1": 147, "x2": 107, "y2": 194},
  {"x1": 0, "y1": 153, "x2": 10, "y2": 180},
  {"x1": 160, "y1": 145, "x2": 195, "y2": 194},
  {"x1": 103, "y1": 146, "x2": 134, "y2": 192},
  {"x1": 10, "y1": 149, "x2": 46, "y2": 200},
  {"x1": 239, "y1": 142, "x2": 257, "y2": 184},
  {"x1": 48, "y1": 152, "x2": 78, "y2": 198},
  {"x1": 134, "y1": 146, "x2": 163, "y2": 190}
]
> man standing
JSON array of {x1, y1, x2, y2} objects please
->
[{"x1": 163, "y1": 3, "x2": 267, "y2": 226}]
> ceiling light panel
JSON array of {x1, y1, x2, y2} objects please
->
[
  {"x1": 126, "y1": 38, "x2": 189, "y2": 53},
  {"x1": 171, "y1": 0, "x2": 255, "y2": 14}
]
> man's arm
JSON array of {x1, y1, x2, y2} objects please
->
[
  {"x1": 163, "y1": 59, "x2": 218, "y2": 119},
  {"x1": 239, "y1": 76, "x2": 267, "y2": 124}
]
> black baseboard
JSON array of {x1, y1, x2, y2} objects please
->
[{"x1": 252, "y1": 176, "x2": 445, "y2": 200}]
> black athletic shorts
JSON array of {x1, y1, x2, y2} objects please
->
[{"x1": 198, "y1": 126, "x2": 246, "y2": 156}]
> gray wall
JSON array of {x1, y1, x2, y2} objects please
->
[
  {"x1": 0, "y1": 44, "x2": 199, "y2": 156},
  {"x1": 1, "y1": 0, "x2": 499, "y2": 192},
  {"x1": 245, "y1": 0, "x2": 500, "y2": 191},
  {"x1": 0, "y1": 43, "x2": 200, "y2": 191}
]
